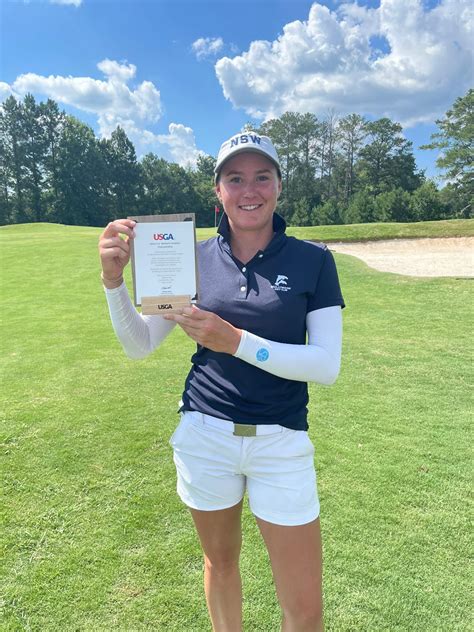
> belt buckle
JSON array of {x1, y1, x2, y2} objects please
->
[{"x1": 233, "y1": 423, "x2": 257, "y2": 437}]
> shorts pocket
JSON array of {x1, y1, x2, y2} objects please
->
[
  {"x1": 283, "y1": 429, "x2": 315, "y2": 458},
  {"x1": 169, "y1": 414, "x2": 191, "y2": 448}
]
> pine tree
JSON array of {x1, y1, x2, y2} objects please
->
[
  {"x1": 359, "y1": 118, "x2": 422, "y2": 196},
  {"x1": 40, "y1": 99, "x2": 66, "y2": 220},
  {"x1": 421, "y1": 89, "x2": 473, "y2": 217},
  {"x1": 101, "y1": 126, "x2": 141, "y2": 217},
  {"x1": 337, "y1": 114, "x2": 367, "y2": 204},
  {"x1": 291, "y1": 198, "x2": 313, "y2": 226},
  {"x1": 0, "y1": 96, "x2": 28, "y2": 223},
  {"x1": 55, "y1": 117, "x2": 106, "y2": 226},
  {"x1": 22, "y1": 94, "x2": 48, "y2": 222}
]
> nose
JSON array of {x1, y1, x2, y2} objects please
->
[{"x1": 242, "y1": 181, "x2": 258, "y2": 197}]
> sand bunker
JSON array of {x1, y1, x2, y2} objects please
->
[{"x1": 329, "y1": 237, "x2": 473, "y2": 277}]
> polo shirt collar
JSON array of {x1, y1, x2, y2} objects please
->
[{"x1": 217, "y1": 212, "x2": 287, "y2": 257}]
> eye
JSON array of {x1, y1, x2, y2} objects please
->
[
  {"x1": 228, "y1": 176, "x2": 242, "y2": 183},
  {"x1": 256, "y1": 174, "x2": 270, "y2": 182}
]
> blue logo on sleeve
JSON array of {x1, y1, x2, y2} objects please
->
[{"x1": 256, "y1": 348, "x2": 269, "y2": 362}]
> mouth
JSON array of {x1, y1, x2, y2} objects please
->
[{"x1": 239, "y1": 204, "x2": 262, "y2": 211}]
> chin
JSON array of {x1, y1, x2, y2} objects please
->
[{"x1": 239, "y1": 218, "x2": 270, "y2": 232}]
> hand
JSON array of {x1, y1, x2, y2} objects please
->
[
  {"x1": 98, "y1": 219, "x2": 136, "y2": 287},
  {"x1": 163, "y1": 306, "x2": 242, "y2": 354}
]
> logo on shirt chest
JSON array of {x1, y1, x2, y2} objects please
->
[{"x1": 271, "y1": 274, "x2": 292, "y2": 292}]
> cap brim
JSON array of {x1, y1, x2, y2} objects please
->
[{"x1": 214, "y1": 148, "x2": 281, "y2": 181}]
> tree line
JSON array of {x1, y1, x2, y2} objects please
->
[{"x1": 0, "y1": 90, "x2": 472, "y2": 228}]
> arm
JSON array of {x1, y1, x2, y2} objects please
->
[
  {"x1": 99, "y1": 217, "x2": 176, "y2": 358},
  {"x1": 163, "y1": 305, "x2": 342, "y2": 385},
  {"x1": 234, "y1": 306, "x2": 342, "y2": 385},
  {"x1": 104, "y1": 282, "x2": 176, "y2": 359}
]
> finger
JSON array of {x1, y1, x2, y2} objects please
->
[
  {"x1": 176, "y1": 324, "x2": 204, "y2": 344},
  {"x1": 164, "y1": 313, "x2": 200, "y2": 328},
  {"x1": 163, "y1": 317, "x2": 204, "y2": 340},
  {"x1": 101, "y1": 246, "x2": 130, "y2": 261},
  {"x1": 105, "y1": 235, "x2": 130, "y2": 251},
  {"x1": 181, "y1": 306, "x2": 208, "y2": 320},
  {"x1": 100, "y1": 246, "x2": 129, "y2": 261},
  {"x1": 162, "y1": 314, "x2": 177, "y2": 322},
  {"x1": 179, "y1": 322, "x2": 204, "y2": 336},
  {"x1": 101, "y1": 220, "x2": 136, "y2": 240},
  {"x1": 100, "y1": 236, "x2": 130, "y2": 252}
]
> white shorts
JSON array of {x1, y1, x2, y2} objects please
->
[{"x1": 169, "y1": 410, "x2": 320, "y2": 526}]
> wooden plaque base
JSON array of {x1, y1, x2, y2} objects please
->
[{"x1": 141, "y1": 295, "x2": 191, "y2": 315}]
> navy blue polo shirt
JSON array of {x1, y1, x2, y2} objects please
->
[{"x1": 181, "y1": 213, "x2": 345, "y2": 430}]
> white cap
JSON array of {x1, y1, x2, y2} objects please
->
[{"x1": 215, "y1": 132, "x2": 281, "y2": 181}]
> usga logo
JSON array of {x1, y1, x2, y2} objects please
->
[
  {"x1": 157, "y1": 304, "x2": 172, "y2": 310},
  {"x1": 153, "y1": 233, "x2": 174, "y2": 240}
]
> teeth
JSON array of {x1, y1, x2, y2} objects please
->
[{"x1": 240, "y1": 205, "x2": 260, "y2": 210}]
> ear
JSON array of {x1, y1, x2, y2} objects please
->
[
  {"x1": 215, "y1": 184, "x2": 222, "y2": 202},
  {"x1": 277, "y1": 179, "x2": 282, "y2": 198}
]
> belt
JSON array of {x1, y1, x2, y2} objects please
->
[{"x1": 188, "y1": 410, "x2": 285, "y2": 437}]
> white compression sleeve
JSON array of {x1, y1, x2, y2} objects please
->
[
  {"x1": 104, "y1": 282, "x2": 176, "y2": 359},
  {"x1": 233, "y1": 305, "x2": 342, "y2": 385}
]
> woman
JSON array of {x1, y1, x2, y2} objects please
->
[{"x1": 99, "y1": 132, "x2": 345, "y2": 632}]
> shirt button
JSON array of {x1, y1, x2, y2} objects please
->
[
  {"x1": 258, "y1": 254, "x2": 263, "y2": 258},
  {"x1": 242, "y1": 267, "x2": 247, "y2": 273},
  {"x1": 240, "y1": 286, "x2": 246, "y2": 292}
]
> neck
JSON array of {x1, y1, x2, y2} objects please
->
[{"x1": 229, "y1": 224, "x2": 275, "y2": 263}]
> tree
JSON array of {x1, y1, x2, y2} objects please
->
[
  {"x1": 0, "y1": 143, "x2": 9, "y2": 225},
  {"x1": 22, "y1": 94, "x2": 48, "y2": 222},
  {"x1": 0, "y1": 94, "x2": 468, "y2": 227},
  {"x1": 410, "y1": 180, "x2": 447, "y2": 221},
  {"x1": 374, "y1": 188, "x2": 413, "y2": 222},
  {"x1": 0, "y1": 96, "x2": 28, "y2": 223},
  {"x1": 438, "y1": 183, "x2": 472, "y2": 218},
  {"x1": 292, "y1": 113, "x2": 320, "y2": 207},
  {"x1": 191, "y1": 154, "x2": 217, "y2": 227},
  {"x1": 40, "y1": 99, "x2": 66, "y2": 219},
  {"x1": 344, "y1": 189, "x2": 376, "y2": 224},
  {"x1": 195, "y1": 154, "x2": 215, "y2": 180},
  {"x1": 100, "y1": 126, "x2": 141, "y2": 217},
  {"x1": 319, "y1": 111, "x2": 339, "y2": 202},
  {"x1": 337, "y1": 114, "x2": 367, "y2": 204},
  {"x1": 259, "y1": 112, "x2": 302, "y2": 219},
  {"x1": 55, "y1": 117, "x2": 107, "y2": 226},
  {"x1": 313, "y1": 199, "x2": 343, "y2": 226},
  {"x1": 421, "y1": 89, "x2": 473, "y2": 217},
  {"x1": 139, "y1": 154, "x2": 200, "y2": 219},
  {"x1": 359, "y1": 118, "x2": 422, "y2": 196},
  {"x1": 291, "y1": 198, "x2": 313, "y2": 226}
]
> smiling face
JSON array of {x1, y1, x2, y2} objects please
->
[{"x1": 215, "y1": 152, "x2": 282, "y2": 238}]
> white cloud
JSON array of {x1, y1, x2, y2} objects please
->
[
  {"x1": 192, "y1": 37, "x2": 224, "y2": 61},
  {"x1": 97, "y1": 58, "x2": 136, "y2": 82},
  {"x1": 0, "y1": 82, "x2": 15, "y2": 101},
  {"x1": 155, "y1": 123, "x2": 205, "y2": 167},
  {"x1": 4, "y1": 59, "x2": 203, "y2": 167},
  {"x1": 5, "y1": 59, "x2": 202, "y2": 167},
  {"x1": 49, "y1": 0, "x2": 82, "y2": 6},
  {"x1": 12, "y1": 59, "x2": 161, "y2": 127},
  {"x1": 98, "y1": 119, "x2": 203, "y2": 167},
  {"x1": 215, "y1": 0, "x2": 473, "y2": 126}
]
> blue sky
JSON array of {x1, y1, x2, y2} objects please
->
[{"x1": 1, "y1": 0, "x2": 472, "y2": 180}]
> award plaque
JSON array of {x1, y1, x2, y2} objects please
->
[{"x1": 128, "y1": 213, "x2": 199, "y2": 315}]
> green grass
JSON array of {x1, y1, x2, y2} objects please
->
[
  {"x1": 198, "y1": 218, "x2": 474, "y2": 242},
  {"x1": 1, "y1": 222, "x2": 472, "y2": 631}
]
